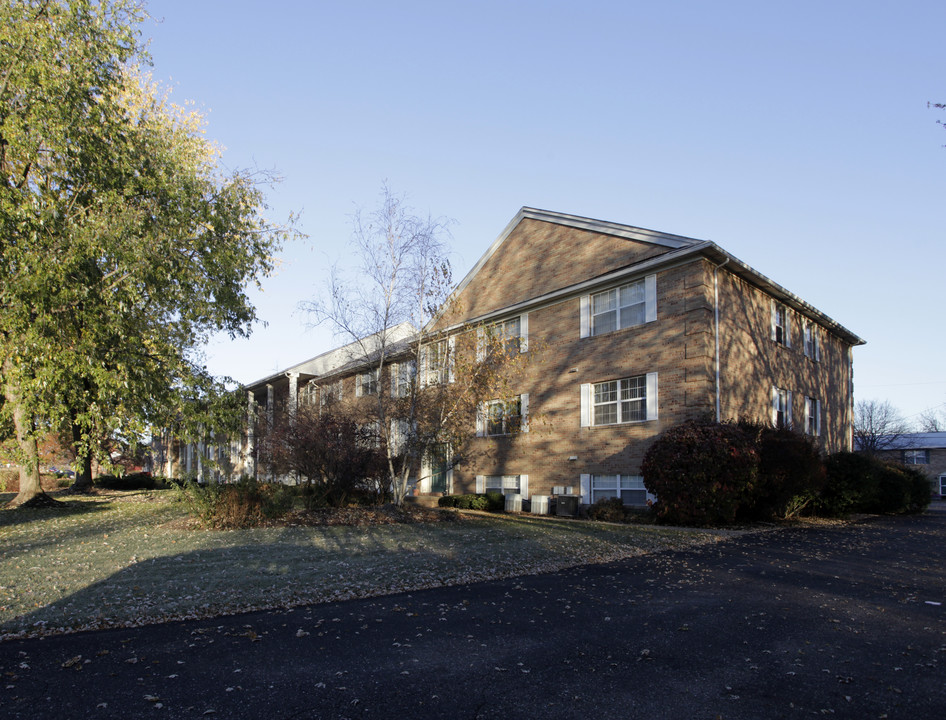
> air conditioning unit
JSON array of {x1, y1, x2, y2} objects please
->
[
  {"x1": 530, "y1": 495, "x2": 549, "y2": 515},
  {"x1": 555, "y1": 495, "x2": 579, "y2": 517},
  {"x1": 504, "y1": 493, "x2": 522, "y2": 512}
]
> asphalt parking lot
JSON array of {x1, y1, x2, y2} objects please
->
[{"x1": 2, "y1": 506, "x2": 944, "y2": 719}]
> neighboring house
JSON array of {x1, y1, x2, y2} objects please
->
[
  {"x1": 860, "y1": 432, "x2": 946, "y2": 498},
  {"x1": 163, "y1": 208, "x2": 865, "y2": 507}
]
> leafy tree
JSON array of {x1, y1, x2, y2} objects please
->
[
  {"x1": 0, "y1": 1, "x2": 293, "y2": 505},
  {"x1": 853, "y1": 399, "x2": 909, "y2": 455},
  {"x1": 303, "y1": 186, "x2": 529, "y2": 505}
]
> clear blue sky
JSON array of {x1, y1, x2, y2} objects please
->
[{"x1": 146, "y1": 0, "x2": 945, "y2": 424}]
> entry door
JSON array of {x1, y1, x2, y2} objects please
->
[{"x1": 430, "y1": 445, "x2": 449, "y2": 494}]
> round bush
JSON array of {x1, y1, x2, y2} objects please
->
[{"x1": 641, "y1": 420, "x2": 758, "y2": 526}]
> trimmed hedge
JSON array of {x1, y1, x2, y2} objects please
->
[
  {"x1": 438, "y1": 493, "x2": 505, "y2": 512},
  {"x1": 94, "y1": 471, "x2": 156, "y2": 490},
  {"x1": 642, "y1": 420, "x2": 931, "y2": 526}
]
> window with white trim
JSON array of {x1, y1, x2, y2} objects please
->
[
  {"x1": 320, "y1": 380, "x2": 342, "y2": 406},
  {"x1": 939, "y1": 474, "x2": 946, "y2": 496},
  {"x1": 772, "y1": 301, "x2": 790, "y2": 347},
  {"x1": 475, "y1": 474, "x2": 529, "y2": 499},
  {"x1": 579, "y1": 275, "x2": 657, "y2": 338},
  {"x1": 580, "y1": 275, "x2": 656, "y2": 338},
  {"x1": 587, "y1": 474, "x2": 653, "y2": 506},
  {"x1": 902, "y1": 449, "x2": 930, "y2": 465},
  {"x1": 391, "y1": 360, "x2": 416, "y2": 398},
  {"x1": 803, "y1": 322, "x2": 821, "y2": 361},
  {"x1": 492, "y1": 316, "x2": 523, "y2": 355},
  {"x1": 773, "y1": 387, "x2": 792, "y2": 429},
  {"x1": 477, "y1": 394, "x2": 529, "y2": 436},
  {"x1": 356, "y1": 369, "x2": 379, "y2": 397},
  {"x1": 804, "y1": 396, "x2": 821, "y2": 436},
  {"x1": 581, "y1": 373, "x2": 658, "y2": 427},
  {"x1": 299, "y1": 382, "x2": 318, "y2": 406},
  {"x1": 420, "y1": 338, "x2": 454, "y2": 385}
]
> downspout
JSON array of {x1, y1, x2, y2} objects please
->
[{"x1": 713, "y1": 258, "x2": 730, "y2": 422}]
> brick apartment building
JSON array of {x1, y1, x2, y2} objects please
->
[
  {"x1": 154, "y1": 208, "x2": 864, "y2": 507},
  {"x1": 866, "y1": 432, "x2": 946, "y2": 499}
]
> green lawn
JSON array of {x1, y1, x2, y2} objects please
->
[{"x1": 0, "y1": 490, "x2": 729, "y2": 639}]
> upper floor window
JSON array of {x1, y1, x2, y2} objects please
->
[
  {"x1": 580, "y1": 274, "x2": 656, "y2": 338},
  {"x1": 320, "y1": 380, "x2": 342, "y2": 406},
  {"x1": 477, "y1": 315, "x2": 528, "y2": 360},
  {"x1": 477, "y1": 394, "x2": 529, "y2": 436},
  {"x1": 772, "y1": 387, "x2": 792, "y2": 428},
  {"x1": 772, "y1": 301, "x2": 790, "y2": 347},
  {"x1": 420, "y1": 337, "x2": 455, "y2": 386},
  {"x1": 805, "y1": 396, "x2": 821, "y2": 436},
  {"x1": 390, "y1": 360, "x2": 416, "y2": 398},
  {"x1": 356, "y1": 368, "x2": 379, "y2": 397},
  {"x1": 903, "y1": 449, "x2": 930, "y2": 465},
  {"x1": 803, "y1": 322, "x2": 821, "y2": 361},
  {"x1": 299, "y1": 382, "x2": 319, "y2": 407},
  {"x1": 580, "y1": 373, "x2": 658, "y2": 427}
]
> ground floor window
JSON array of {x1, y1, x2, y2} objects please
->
[
  {"x1": 584, "y1": 474, "x2": 652, "y2": 506},
  {"x1": 475, "y1": 474, "x2": 529, "y2": 498},
  {"x1": 940, "y1": 474, "x2": 946, "y2": 496}
]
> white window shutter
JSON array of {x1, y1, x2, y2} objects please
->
[
  {"x1": 520, "y1": 313, "x2": 529, "y2": 352},
  {"x1": 771, "y1": 386, "x2": 779, "y2": 425},
  {"x1": 476, "y1": 403, "x2": 486, "y2": 437},
  {"x1": 355, "y1": 375, "x2": 363, "y2": 397},
  {"x1": 804, "y1": 396, "x2": 812, "y2": 430},
  {"x1": 520, "y1": 393, "x2": 529, "y2": 433},
  {"x1": 646, "y1": 372, "x2": 659, "y2": 420},
  {"x1": 785, "y1": 311, "x2": 792, "y2": 348},
  {"x1": 476, "y1": 327, "x2": 485, "y2": 361},
  {"x1": 475, "y1": 475, "x2": 485, "y2": 494},
  {"x1": 816, "y1": 399, "x2": 822, "y2": 436},
  {"x1": 786, "y1": 390, "x2": 793, "y2": 428},
  {"x1": 580, "y1": 383, "x2": 592, "y2": 427},
  {"x1": 580, "y1": 295, "x2": 591, "y2": 338},
  {"x1": 520, "y1": 474, "x2": 529, "y2": 500},
  {"x1": 770, "y1": 301, "x2": 778, "y2": 341},
  {"x1": 645, "y1": 274, "x2": 657, "y2": 323},
  {"x1": 580, "y1": 474, "x2": 591, "y2": 504},
  {"x1": 447, "y1": 336, "x2": 456, "y2": 383},
  {"x1": 815, "y1": 331, "x2": 822, "y2": 362},
  {"x1": 446, "y1": 466, "x2": 454, "y2": 494}
]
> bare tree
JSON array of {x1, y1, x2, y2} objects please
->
[
  {"x1": 304, "y1": 186, "x2": 528, "y2": 505},
  {"x1": 916, "y1": 406, "x2": 946, "y2": 433},
  {"x1": 854, "y1": 399, "x2": 910, "y2": 455}
]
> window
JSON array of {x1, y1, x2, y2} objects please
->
[
  {"x1": 903, "y1": 449, "x2": 930, "y2": 465},
  {"x1": 320, "y1": 380, "x2": 342, "y2": 406},
  {"x1": 773, "y1": 387, "x2": 792, "y2": 428},
  {"x1": 477, "y1": 394, "x2": 529, "y2": 436},
  {"x1": 805, "y1": 396, "x2": 821, "y2": 436},
  {"x1": 580, "y1": 274, "x2": 656, "y2": 338},
  {"x1": 478, "y1": 315, "x2": 528, "y2": 359},
  {"x1": 580, "y1": 374, "x2": 657, "y2": 427},
  {"x1": 356, "y1": 369, "x2": 379, "y2": 397},
  {"x1": 420, "y1": 338, "x2": 454, "y2": 385},
  {"x1": 940, "y1": 475, "x2": 946, "y2": 496},
  {"x1": 390, "y1": 360, "x2": 416, "y2": 398},
  {"x1": 771, "y1": 301, "x2": 791, "y2": 347},
  {"x1": 584, "y1": 474, "x2": 652, "y2": 506},
  {"x1": 803, "y1": 322, "x2": 821, "y2": 361},
  {"x1": 476, "y1": 474, "x2": 529, "y2": 498},
  {"x1": 299, "y1": 382, "x2": 319, "y2": 406}
]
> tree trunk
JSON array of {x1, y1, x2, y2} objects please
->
[
  {"x1": 3, "y1": 375, "x2": 46, "y2": 506},
  {"x1": 70, "y1": 425, "x2": 95, "y2": 494}
]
